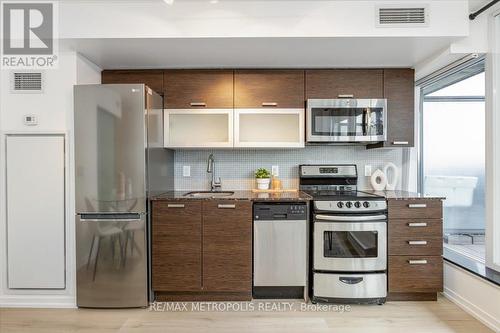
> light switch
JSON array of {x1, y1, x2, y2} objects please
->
[
  {"x1": 182, "y1": 165, "x2": 191, "y2": 177},
  {"x1": 364, "y1": 165, "x2": 372, "y2": 177}
]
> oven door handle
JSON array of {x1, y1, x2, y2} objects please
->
[
  {"x1": 314, "y1": 214, "x2": 387, "y2": 222},
  {"x1": 339, "y1": 276, "x2": 364, "y2": 285}
]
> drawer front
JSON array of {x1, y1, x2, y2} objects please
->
[
  {"x1": 153, "y1": 201, "x2": 202, "y2": 218},
  {"x1": 388, "y1": 200, "x2": 442, "y2": 219},
  {"x1": 389, "y1": 219, "x2": 442, "y2": 238},
  {"x1": 314, "y1": 272, "x2": 387, "y2": 299},
  {"x1": 389, "y1": 237, "x2": 443, "y2": 256},
  {"x1": 388, "y1": 256, "x2": 443, "y2": 293}
]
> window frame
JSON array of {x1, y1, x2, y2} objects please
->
[{"x1": 485, "y1": 12, "x2": 500, "y2": 272}]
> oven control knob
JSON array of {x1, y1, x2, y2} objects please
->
[
  {"x1": 363, "y1": 201, "x2": 370, "y2": 208},
  {"x1": 354, "y1": 201, "x2": 361, "y2": 208},
  {"x1": 345, "y1": 202, "x2": 353, "y2": 208},
  {"x1": 337, "y1": 202, "x2": 344, "y2": 208}
]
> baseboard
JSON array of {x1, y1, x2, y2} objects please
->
[
  {"x1": 0, "y1": 295, "x2": 76, "y2": 308},
  {"x1": 443, "y1": 263, "x2": 500, "y2": 333}
]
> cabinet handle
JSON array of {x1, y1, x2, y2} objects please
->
[
  {"x1": 408, "y1": 240, "x2": 428, "y2": 245},
  {"x1": 167, "y1": 204, "x2": 185, "y2": 208},
  {"x1": 218, "y1": 204, "x2": 236, "y2": 209},
  {"x1": 408, "y1": 222, "x2": 428, "y2": 227},
  {"x1": 262, "y1": 102, "x2": 278, "y2": 107},
  {"x1": 338, "y1": 94, "x2": 354, "y2": 98},
  {"x1": 190, "y1": 102, "x2": 207, "y2": 107},
  {"x1": 408, "y1": 203, "x2": 427, "y2": 208},
  {"x1": 408, "y1": 259, "x2": 428, "y2": 265},
  {"x1": 393, "y1": 141, "x2": 409, "y2": 145}
]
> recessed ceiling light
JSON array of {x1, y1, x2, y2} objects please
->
[
  {"x1": 163, "y1": 0, "x2": 174, "y2": 5},
  {"x1": 209, "y1": 0, "x2": 219, "y2": 3}
]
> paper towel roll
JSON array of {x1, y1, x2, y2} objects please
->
[
  {"x1": 371, "y1": 169, "x2": 387, "y2": 191},
  {"x1": 383, "y1": 162, "x2": 399, "y2": 190}
]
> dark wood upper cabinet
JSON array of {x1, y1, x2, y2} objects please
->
[
  {"x1": 234, "y1": 70, "x2": 305, "y2": 108},
  {"x1": 202, "y1": 201, "x2": 252, "y2": 293},
  {"x1": 101, "y1": 70, "x2": 164, "y2": 96},
  {"x1": 163, "y1": 70, "x2": 233, "y2": 109},
  {"x1": 305, "y1": 69, "x2": 384, "y2": 99},
  {"x1": 382, "y1": 68, "x2": 415, "y2": 147},
  {"x1": 152, "y1": 201, "x2": 202, "y2": 292}
]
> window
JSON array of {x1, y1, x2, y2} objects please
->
[{"x1": 421, "y1": 68, "x2": 486, "y2": 263}]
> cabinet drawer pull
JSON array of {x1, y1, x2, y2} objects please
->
[
  {"x1": 408, "y1": 222, "x2": 428, "y2": 227},
  {"x1": 262, "y1": 102, "x2": 278, "y2": 107},
  {"x1": 167, "y1": 204, "x2": 185, "y2": 208},
  {"x1": 338, "y1": 94, "x2": 354, "y2": 98},
  {"x1": 408, "y1": 203, "x2": 427, "y2": 208},
  {"x1": 408, "y1": 240, "x2": 428, "y2": 245},
  {"x1": 190, "y1": 102, "x2": 207, "y2": 107},
  {"x1": 218, "y1": 204, "x2": 236, "y2": 209},
  {"x1": 408, "y1": 259, "x2": 428, "y2": 265},
  {"x1": 393, "y1": 141, "x2": 409, "y2": 145}
]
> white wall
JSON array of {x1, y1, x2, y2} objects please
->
[
  {"x1": 0, "y1": 52, "x2": 101, "y2": 308},
  {"x1": 444, "y1": 262, "x2": 500, "y2": 332}
]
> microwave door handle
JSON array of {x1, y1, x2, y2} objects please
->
[{"x1": 362, "y1": 109, "x2": 368, "y2": 136}]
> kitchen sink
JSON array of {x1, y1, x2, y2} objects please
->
[{"x1": 183, "y1": 191, "x2": 235, "y2": 198}]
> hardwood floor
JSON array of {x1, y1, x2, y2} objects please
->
[{"x1": 0, "y1": 296, "x2": 493, "y2": 333}]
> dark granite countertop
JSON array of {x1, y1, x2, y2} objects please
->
[
  {"x1": 149, "y1": 190, "x2": 312, "y2": 202},
  {"x1": 363, "y1": 190, "x2": 445, "y2": 200}
]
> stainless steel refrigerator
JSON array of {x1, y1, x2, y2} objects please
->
[{"x1": 74, "y1": 84, "x2": 173, "y2": 308}]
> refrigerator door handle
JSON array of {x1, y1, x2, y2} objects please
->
[{"x1": 79, "y1": 213, "x2": 143, "y2": 222}]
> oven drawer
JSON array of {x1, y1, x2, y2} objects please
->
[
  {"x1": 389, "y1": 219, "x2": 442, "y2": 238},
  {"x1": 388, "y1": 256, "x2": 443, "y2": 293},
  {"x1": 389, "y1": 237, "x2": 443, "y2": 256},
  {"x1": 388, "y1": 200, "x2": 442, "y2": 219},
  {"x1": 314, "y1": 272, "x2": 387, "y2": 299}
]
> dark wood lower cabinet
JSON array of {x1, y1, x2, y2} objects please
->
[
  {"x1": 387, "y1": 198, "x2": 444, "y2": 301},
  {"x1": 202, "y1": 201, "x2": 252, "y2": 293},
  {"x1": 152, "y1": 201, "x2": 202, "y2": 292},
  {"x1": 388, "y1": 256, "x2": 443, "y2": 294},
  {"x1": 152, "y1": 200, "x2": 252, "y2": 301}
]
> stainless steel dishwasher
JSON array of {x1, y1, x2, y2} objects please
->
[{"x1": 253, "y1": 203, "x2": 308, "y2": 299}]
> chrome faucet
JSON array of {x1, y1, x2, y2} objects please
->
[{"x1": 207, "y1": 154, "x2": 222, "y2": 191}]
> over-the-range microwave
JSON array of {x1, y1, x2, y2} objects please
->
[{"x1": 306, "y1": 98, "x2": 387, "y2": 144}]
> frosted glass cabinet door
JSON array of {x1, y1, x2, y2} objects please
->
[
  {"x1": 234, "y1": 109, "x2": 305, "y2": 148},
  {"x1": 164, "y1": 109, "x2": 233, "y2": 148},
  {"x1": 6, "y1": 135, "x2": 65, "y2": 289}
]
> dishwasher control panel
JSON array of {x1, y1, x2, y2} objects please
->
[{"x1": 254, "y1": 203, "x2": 307, "y2": 220}]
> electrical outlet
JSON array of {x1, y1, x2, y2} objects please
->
[
  {"x1": 23, "y1": 114, "x2": 37, "y2": 126},
  {"x1": 182, "y1": 165, "x2": 191, "y2": 177},
  {"x1": 364, "y1": 165, "x2": 372, "y2": 177},
  {"x1": 272, "y1": 165, "x2": 279, "y2": 177}
]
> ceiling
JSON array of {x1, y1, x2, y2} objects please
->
[
  {"x1": 63, "y1": 0, "x2": 490, "y2": 69},
  {"x1": 67, "y1": 36, "x2": 458, "y2": 69}
]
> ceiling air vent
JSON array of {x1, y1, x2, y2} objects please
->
[
  {"x1": 11, "y1": 72, "x2": 43, "y2": 93},
  {"x1": 377, "y1": 5, "x2": 428, "y2": 26}
]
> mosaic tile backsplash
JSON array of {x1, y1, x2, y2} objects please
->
[{"x1": 174, "y1": 146, "x2": 405, "y2": 191}]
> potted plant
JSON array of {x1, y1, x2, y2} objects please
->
[{"x1": 255, "y1": 168, "x2": 271, "y2": 190}]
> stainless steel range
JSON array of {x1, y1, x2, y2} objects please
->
[{"x1": 300, "y1": 164, "x2": 387, "y2": 305}]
